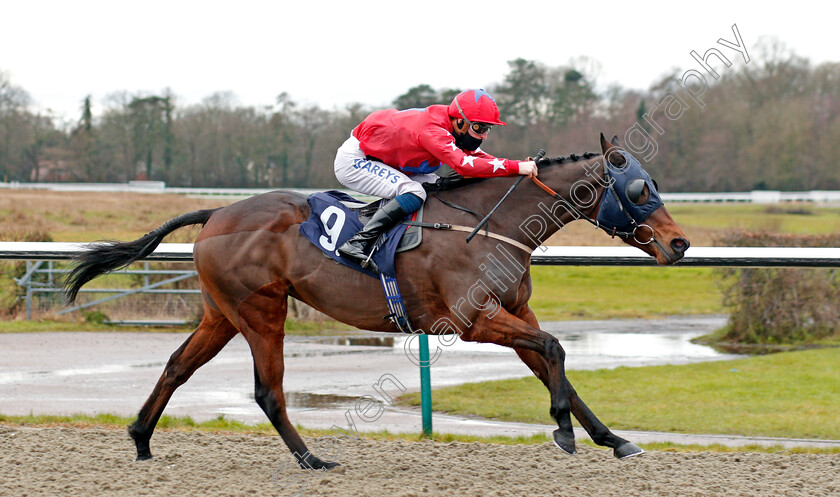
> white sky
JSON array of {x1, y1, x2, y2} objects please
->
[{"x1": 2, "y1": 0, "x2": 838, "y2": 122}]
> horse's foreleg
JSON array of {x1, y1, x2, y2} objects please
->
[
  {"x1": 128, "y1": 310, "x2": 237, "y2": 461},
  {"x1": 513, "y1": 306, "x2": 644, "y2": 459},
  {"x1": 237, "y1": 282, "x2": 339, "y2": 471},
  {"x1": 464, "y1": 309, "x2": 576, "y2": 454}
]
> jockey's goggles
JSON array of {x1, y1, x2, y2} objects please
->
[{"x1": 470, "y1": 122, "x2": 493, "y2": 134}]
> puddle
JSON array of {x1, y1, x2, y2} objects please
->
[
  {"x1": 283, "y1": 392, "x2": 361, "y2": 409},
  {"x1": 310, "y1": 326, "x2": 740, "y2": 370},
  {"x1": 236, "y1": 391, "x2": 361, "y2": 409},
  {"x1": 317, "y1": 336, "x2": 395, "y2": 347},
  {"x1": 394, "y1": 329, "x2": 741, "y2": 370}
]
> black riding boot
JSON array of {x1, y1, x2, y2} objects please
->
[{"x1": 338, "y1": 198, "x2": 408, "y2": 274}]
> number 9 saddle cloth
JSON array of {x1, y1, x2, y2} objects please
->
[{"x1": 298, "y1": 190, "x2": 422, "y2": 279}]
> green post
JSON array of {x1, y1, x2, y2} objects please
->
[{"x1": 418, "y1": 333, "x2": 433, "y2": 437}]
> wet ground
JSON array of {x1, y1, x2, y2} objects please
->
[
  {"x1": 0, "y1": 316, "x2": 733, "y2": 421},
  {"x1": 3, "y1": 315, "x2": 840, "y2": 448}
]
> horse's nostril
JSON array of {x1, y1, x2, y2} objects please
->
[{"x1": 670, "y1": 237, "x2": 689, "y2": 254}]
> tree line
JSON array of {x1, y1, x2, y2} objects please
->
[{"x1": 1, "y1": 40, "x2": 839, "y2": 192}]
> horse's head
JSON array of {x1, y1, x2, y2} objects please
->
[{"x1": 592, "y1": 133, "x2": 689, "y2": 264}]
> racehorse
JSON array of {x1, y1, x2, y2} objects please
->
[{"x1": 63, "y1": 134, "x2": 689, "y2": 469}]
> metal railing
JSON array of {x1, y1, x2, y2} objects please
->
[
  {"x1": 3, "y1": 181, "x2": 840, "y2": 204},
  {"x1": 3, "y1": 242, "x2": 839, "y2": 322},
  {"x1": 3, "y1": 242, "x2": 839, "y2": 266},
  {"x1": 2, "y1": 243, "x2": 199, "y2": 323}
]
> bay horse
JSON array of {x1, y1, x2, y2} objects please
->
[{"x1": 63, "y1": 133, "x2": 689, "y2": 469}]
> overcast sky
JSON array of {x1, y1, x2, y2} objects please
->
[{"x1": 2, "y1": 0, "x2": 837, "y2": 122}]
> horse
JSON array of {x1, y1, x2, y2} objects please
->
[{"x1": 63, "y1": 133, "x2": 689, "y2": 469}]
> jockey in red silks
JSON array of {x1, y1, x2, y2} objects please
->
[{"x1": 334, "y1": 88, "x2": 538, "y2": 272}]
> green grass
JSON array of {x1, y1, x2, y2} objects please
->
[
  {"x1": 2, "y1": 413, "x2": 836, "y2": 454},
  {"x1": 528, "y1": 266, "x2": 722, "y2": 320},
  {"x1": 667, "y1": 204, "x2": 840, "y2": 235},
  {"x1": 0, "y1": 413, "x2": 274, "y2": 433},
  {"x1": 0, "y1": 412, "x2": 549, "y2": 445},
  {"x1": 398, "y1": 348, "x2": 840, "y2": 440}
]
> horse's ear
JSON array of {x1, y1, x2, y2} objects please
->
[
  {"x1": 600, "y1": 132, "x2": 626, "y2": 165},
  {"x1": 599, "y1": 133, "x2": 610, "y2": 152},
  {"x1": 610, "y1": 134, "x2": 620, "y2": 146}
]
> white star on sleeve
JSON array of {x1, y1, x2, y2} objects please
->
[
  {"x1": 462, "y1": 155, "x2": 476, "y2": 167},
  {"x1": 449, "y1": 141, "x2": 459, "y2": 151},
  {"x1": 490, "y1": 157, "x2": 506, "y2": 172}
]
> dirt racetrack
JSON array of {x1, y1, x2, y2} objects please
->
[{"x1": 1, "y1": 425, "x2": 837, "y2": 497}]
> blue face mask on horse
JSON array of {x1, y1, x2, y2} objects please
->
[{"x1": 595, "y1": 150, "x2": 663, "y2": 244}]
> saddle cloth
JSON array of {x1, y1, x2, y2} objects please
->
[{"x1": 298, "y1": 191, "x2": 422, "y2": 278}]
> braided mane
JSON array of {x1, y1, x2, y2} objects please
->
[{"x1": 536, "y1": 151, "x2": 600, "y2": 168}]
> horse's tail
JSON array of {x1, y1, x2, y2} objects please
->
[{"x1": 63, "y1": 208, "x2": 222, "y2": 303}]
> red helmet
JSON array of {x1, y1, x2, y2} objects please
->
[{"x1": 448, "y1": 89, "x2": 507, "y2": 126}]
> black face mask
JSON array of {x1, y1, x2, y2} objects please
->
[{"x1": 454, "y1": 130, "x2": 483, "y2": 151}]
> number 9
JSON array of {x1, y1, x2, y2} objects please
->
[{"x1": 318, "y1": 206, "x2": 346, "y2": 252}]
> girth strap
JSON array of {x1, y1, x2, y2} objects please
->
[{"x1": 402, "y1": 220, "x2": 532, "y2": 254}]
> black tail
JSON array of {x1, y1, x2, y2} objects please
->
[{"x1": 63, "y1": 208, "x2": 221, "y2": 303}]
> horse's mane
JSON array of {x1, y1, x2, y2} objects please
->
[{"x1": 423, "y1": 151, "x2": 601, "y2": 192}]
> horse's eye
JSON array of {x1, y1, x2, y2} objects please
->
[
  {"x1": 652, "y1": 178, "x2": 659, "y2": 192},
  {"x1": 625, "y1": 178, "x2": 647, "y2": 205}
]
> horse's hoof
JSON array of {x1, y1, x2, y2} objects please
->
[
  {"x1": 314, "y1": 460, "x2": 341, "y2": 471},
  {"x1": 135, "y1": 454, "x2": 153, "y2": 462},
  {"x1": 614, "y1": 442, "x2": 644, "y2": 459},
  {"x1": 552, "y1": 429, "x2": 576, "y2": 455},
  {"x1": 299, "y1": 455, "x2": 341, "y2": 471}
]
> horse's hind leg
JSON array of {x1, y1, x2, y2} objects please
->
[
  {"x1": 128, "y1": 310, "x2": 238, "y2": 460},
  {"x1": 237, "y1": 281, "x2": 339, "y2": 470},
  {"x1": 513, "y1": 306, "x2": 643, "y2": 459}
]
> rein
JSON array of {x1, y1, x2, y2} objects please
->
[{"x1": 465, "y1": 149, "x2": 546, "y2": 243}]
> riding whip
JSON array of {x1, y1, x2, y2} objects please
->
[{"x1": 466, "y1": 149, "x2": 546, "y2": 243}]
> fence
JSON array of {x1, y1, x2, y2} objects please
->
[
  {"x1": 3, "y1": 242, "x2": 839, "y2": 265},
  {"x1": 1, "y1": 242, "x2": 198, "y2": 324},
  {"x1": 15, "y1": 260, "x2": 199, "y2": 323},
  {"x1": 3, "y1": 181, "x2": 840, "y2": 204},
  {"x1": 3, "y1": 243, "x2": 840, "y2": 323}
]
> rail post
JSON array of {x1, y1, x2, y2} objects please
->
[
  {"x1": 25, "y1": 261, "x2": 32, "y2": 320},
  {"x1": 418, "y1": 334, "x2": 433, "y2": 437}
]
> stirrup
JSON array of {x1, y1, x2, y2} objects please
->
[
  {"x1": 361, "y1": 250, "x2": 375, "y2": 268},
  {"x1": 360, "y1": 236, "x2": 385, "y2": 273}
]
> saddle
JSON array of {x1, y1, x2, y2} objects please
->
[
  {"x1": 298, "y1": 191, "x2": 423, "y2": 279},
  {"x1": 298, "y1": 190, "x2": 422, "y2": 333}
]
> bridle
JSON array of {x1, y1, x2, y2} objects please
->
[
  {"x1": 530, "y1": 155, "x2": 655, "y2": 246},
  {"x1": 432, "y1": 150, "x2": 667, "y2": 253}
]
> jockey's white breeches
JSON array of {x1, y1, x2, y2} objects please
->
[{"x1": 334, "y1": 135, "x2": 437, "y2": 200}]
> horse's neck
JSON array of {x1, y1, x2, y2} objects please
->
[{"x1": 427, "y1": 159, "x2": 604, "y2": 249}]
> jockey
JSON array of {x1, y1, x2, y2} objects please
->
[{"x1": 334, "y1": 88, "x2": 538, "y2": 272}]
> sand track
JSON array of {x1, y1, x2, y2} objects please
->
[{"x1": 1, "y1": 425, "x2": 837, "y2": 497}]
